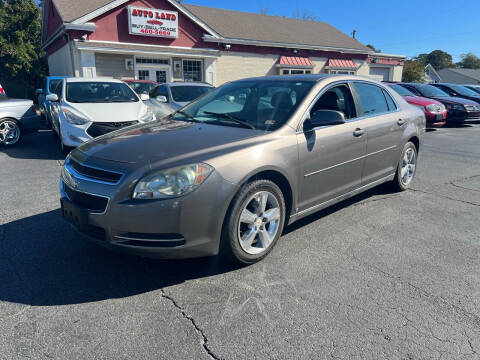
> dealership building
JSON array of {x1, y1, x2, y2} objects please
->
[{"x1": 41, "y1": 0, "x2": 405, "y2": 86}]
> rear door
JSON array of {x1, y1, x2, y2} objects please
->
[
  {"x1": 351, "y1": 82, "x2": 405, "y2": 185},
  {"x1": 296, "y1": 82, "x2": 367, "y2": 212}
]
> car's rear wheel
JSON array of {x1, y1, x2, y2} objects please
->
[
  {"x1": 391, "y1": 141, "x2": 417, "y2": 191},
  {"x1": 223, "y1": 180, "x2": 286, "y2": 264},
  {"x1": 0, "y1": 119, "x2": 22, "y2": 146}
]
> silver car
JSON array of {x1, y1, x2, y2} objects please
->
[
  {"x1": 47, "y1": 77, "x2": 155, "y2": 154},
  {"x1": 0, "y1": 97, "x2": 40, "y2": 146},
  {"x1": 148, "y1": 82, "x2": 214, "y2": 117},
  {"x1": 60, "y1": 75, "x2": 425, "y2": 264}
]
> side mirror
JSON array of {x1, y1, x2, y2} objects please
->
[
  {"x1": 46, "y1": 94, "x2": 59, "y2": 102},
  {"x1": 156, "y1": 95, "x2": 168, "y2": 103},
  {"x1": 36, "y1": 88, "x2": 44, "y2": 95},
  {"x1": 304, "y1": 110, "x2": 345, "y2": 131},
  {"x1": 140, "y1": 94, "x2": 150, "y2": 101}
]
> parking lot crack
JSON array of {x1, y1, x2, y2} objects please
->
[
  {"x1": 409, "y1": 188, "x2": 480, "y2": 207},
  {"x1": 160, "y1": 289, "x2": 222, "y2": 360}
]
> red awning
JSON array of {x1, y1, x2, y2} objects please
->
[
  {"x1": 278, "y1": 56, "x2": 314, "y2": 68},
  {"x1": 327, "y1": 59, "x2": 358, "y2": 69}
]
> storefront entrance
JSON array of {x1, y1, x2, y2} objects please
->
[{"x1": 135, "y1": 65, "x2": 172, "y2": 83}]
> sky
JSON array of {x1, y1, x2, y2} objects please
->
[{"x1": 180, "y1": 0, "x2": 480, "y2": 61}]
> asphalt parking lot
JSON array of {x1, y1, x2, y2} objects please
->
[{"x1": 1, "y1": 123, "x2": 480, "y2": 360}]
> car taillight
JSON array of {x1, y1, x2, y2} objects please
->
[
  {"x1": 31, "y1": 105, "x2": 36, "y2": 113},
  {"x1": 0, "y1": 87, "x2": 4, "y2": 95}
]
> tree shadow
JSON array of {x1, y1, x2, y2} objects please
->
[
  {"x1": 2, "y1": 129, "x2": 65, "y2": 161},
  {"x1": 0, "y1": 209, "x2": 241, "y2": 307}
]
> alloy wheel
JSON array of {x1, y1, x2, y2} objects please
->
[
  {"x1": 400, "y1": 148, "x2": 416, "y2": 186},
  {"x1": 237, "y1": 191, "x2": 282, "y2": 255},
  {"x1": 0, "y1": 120, "x2": 20, "y2": 145}
]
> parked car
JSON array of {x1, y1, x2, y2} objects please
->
[
  {"x1": 148, "y1": 82, "x2": 214, "y2": 117},
  {"x1": 0, "y1": 84, "x2": 6, "y2": 97},
  {"x1": 0, "y1": 97, "x2": 40, "y2": 146},
  {"x1": 385, "y1": 83, "x2": 446, "y2": 127},
  {"x1": 124, "y1": 79, "x2": 158, "y2": 96},
  {"x1": 430, "y1": 83, "x2": 480, "y2": 104},
  {"x1": 397, "y1": 83, "x2": 480, "y2": 124},
  {"x1": 59, "y1": 75, "x2": 424, "y2": 264},
  {"x1": 47, "y1": 77, "x2": 155, "y2": 154},
  {"x1": 465, "y1": 85, "x2": 480, "y2": 94},
  {"x1": 36, "y1": 76, "x2": 66, "y2": 126}
]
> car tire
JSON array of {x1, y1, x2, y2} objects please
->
[
  {"x1": 391, "y1": 141, "x2": 418, "y2": 192},
  {"x1": 222, "y1": 179, "x2": 286, "y2": 265},
  {"x1": 0, "y1": 118, "x2": 22, "y2": 147},
  {"x1": 58, "y1": 128, "x2": 72, "y2": 156}
]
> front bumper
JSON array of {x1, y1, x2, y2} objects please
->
[{"x1": 59, "y1": 164, "x2": 237, "y2": 259}]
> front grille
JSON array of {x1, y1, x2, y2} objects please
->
[
  {"x1": 86, "y1": 121, "x2": 138, "y2": 138},
  {"x1": 69, "y1": 158, "x2": 123, "y2": 184},
  {"x1": 64, "y1": 185, "x2": 108, "y2": 213}
]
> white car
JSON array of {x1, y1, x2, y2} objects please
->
[{"x1": 47, "y1": 77, "x2": 155, "y2": 153}]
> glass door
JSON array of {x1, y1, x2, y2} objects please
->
[{"x1": 136, "y1": 66, "x2": 171, "y2": 84}]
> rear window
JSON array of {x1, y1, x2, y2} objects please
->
[
  {"x1": 127, "y1": 82, "x2": 157, "y2": 95},
  {"x1": 66, "y1": 82, "x2": 139, "y2": 103},
  {"x1": 170, "y1": 86, "x2": 212, "y2": 102}
]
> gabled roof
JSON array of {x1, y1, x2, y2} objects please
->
[
  {"x1": 438, "y1": 68, "x2": 480, "y2": 83},
  {"x1": 49, "y1": 0, "x2": 371, "y2": 53}
]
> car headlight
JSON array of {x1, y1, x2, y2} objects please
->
[
  {"x1": 446, "y1": 104, "x2": 465, "y2": 112},
  {"x1": 139, "y1": 106, "x2": 155, "y2": 122},
  {"x1": 133, "y1": 163, "x2": 214, "y2": 199},
  {"x1": 425, "y1": 104, "x2": 440, "y2": 113},
  {"x1": 61, "y1": 107, "x2": 90, "y2": 125}
]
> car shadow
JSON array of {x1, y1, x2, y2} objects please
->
[
  {"x1": 2, "y1": 129, "x2": 66, "y2": 161},
  {"x1": 2, "y1": 184, "x2": 395, "y2": 307},
  {"x1": 0, "y1": 209, "x2": 241, "y2": 307}
]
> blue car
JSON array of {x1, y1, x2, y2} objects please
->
[{"x1": 36, "y1": 76, "x2": 66, "y2": 126}]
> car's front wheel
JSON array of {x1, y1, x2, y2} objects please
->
[
  {"x1": 0, "y1": 118, "x2": 22, "y2": 147},
  {"x1": 223, "y1": 180, "x2": 286, "y2": 265},
  {"x1": 391, "y1": 141, "x2": 418, "y2": 191}
]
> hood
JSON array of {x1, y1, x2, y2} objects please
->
[
  {"x1": 0, "y1": 98, "x2": 33, "y2": 107},
  {"x1": 77, "y1": 118, "x2": 267, "y2": 165},
  {"x1": 72, "y1": 102, "x2": 144, "y2": 123},
  {"x1": 432, "y1": 96, "x2": 480, "y2": 106},
  {"x1": 403, "y1": 95, "x2": 443, "y2": 107}
]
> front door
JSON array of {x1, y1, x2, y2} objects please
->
[
  {"x1": 297, "y1": 83, "x2": 367, "y2": 212},
  {"x1": 136, "y1": 66, "x2": 171, "y2": 84}
]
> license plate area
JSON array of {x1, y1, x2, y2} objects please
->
[
  {"x1": 61, "y1": 197, "x2": 89, "y2": 232},
  {"x1": 436, "y1": 114, "x2": 444, "y2": 121}
]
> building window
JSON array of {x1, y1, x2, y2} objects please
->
[
  {"x1": 329, "y1": 70, "x2": 356, "y2": 75},
  {"x1": 281, "y1": 69, "x2": 312, "y2": 75},
  {"x1": 183, "y1": 60, "x2": 203, "y2": 82},
  {"x1": 136, "y1": 58, "x2": 169, "y2": 65},
  {"x1": 138, "y1": 70, "x2": 149, "y2": 80}
]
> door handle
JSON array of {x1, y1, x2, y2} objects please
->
[
  {"x1": 353, "y1": 128, "x2": 365, "y2": 137},
  {"x1": 397, "y1": 119, "x2": 406, "y2": 126}
]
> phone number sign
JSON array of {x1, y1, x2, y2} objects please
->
[{"x1": 128, "y1": 6, "x2": 178, "y2": 38}]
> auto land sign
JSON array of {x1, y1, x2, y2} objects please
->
[{"x1": 128, "y1": 6, "x2": 178, "y2": 38}]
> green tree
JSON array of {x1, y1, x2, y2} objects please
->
[
  {"x1": 414, "y1": 50, "x2": 453, "y2": 70},
  {"x1": 366, "y1": 44, "x2": 381, "y2": 53},
  {"x1": 0, "y1": 0, "x2": 47, "y2": 98},
  {"x1": 457, "y1": 52, "x2": 480, "y2": 69},
  {"x1": 402, "y1": 60, "x2": 424, "y2": 82}
]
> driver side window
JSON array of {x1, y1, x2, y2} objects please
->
[
  {"x1": 54, "y1": 81, "x2": 63, "y2": 99},
  {"x1": 310, "y1": 84, "x2": 356, "y2": 120}
]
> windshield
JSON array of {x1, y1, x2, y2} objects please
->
[
  {"x1": 172, "y1": 80, "x2": 315, "y2": 131},
  {"x1": 415, "y1": 84, "x2": 450, "y2": 97},
  {"x1": 127, "y1": 82, "x2": 157, "y2": 95},
  {"x1": 66, "y1": 82, "x2": 139, "y2": 103},
  {"x1": 389, "y1": 84, "x2": 415, "y2": 96},
  {"x1": 449, "y1": 84, "x2": 479, "y2": 97},
  {"x1": 171, "y1": 86, "x2": 212, "y2": 102}
]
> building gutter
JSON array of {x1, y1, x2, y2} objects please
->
[
  {"x1": 202, "y1": 35, "x2": 374, "y2": 55},
  {"x1": 41, "y1": 23, "x2": 97, "y2": 51}
]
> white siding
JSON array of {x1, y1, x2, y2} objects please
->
[{"x1": 47, "y1": 44, "x2": 74, "y2": 76}]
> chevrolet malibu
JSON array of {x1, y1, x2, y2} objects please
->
[
  {"x1": 60, "y1": 75, "x2": 425, "y2": 264},
  {"x1": 47, "y1": 78, "x2": 155, "y2": 154}
]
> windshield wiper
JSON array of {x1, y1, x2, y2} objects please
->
[
  {"x1": 202, "y1": 111, "x2": 256, "y2": 130},
  {"x1": 175, "y1": 110, "x2": 198, "y2": 122}
]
